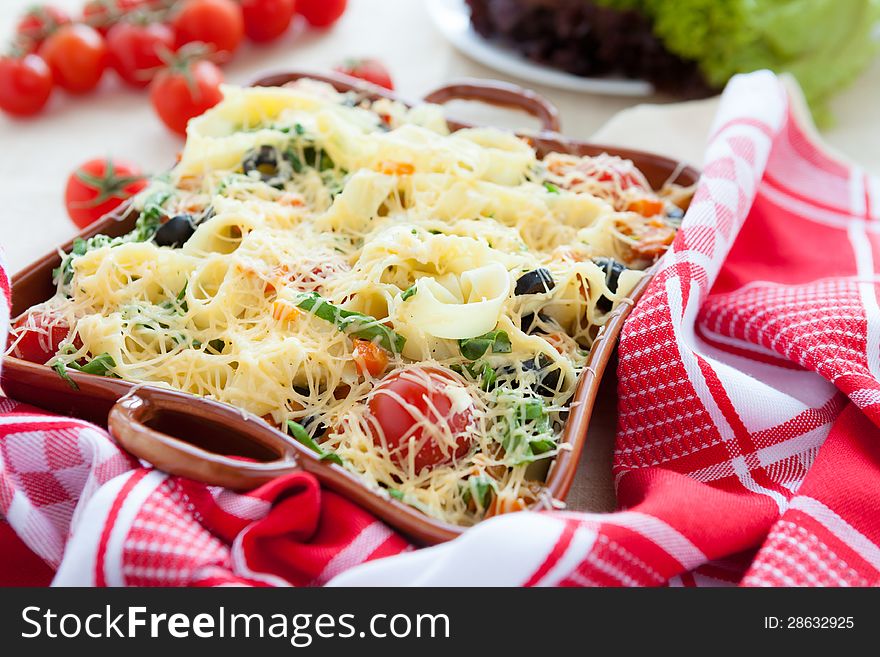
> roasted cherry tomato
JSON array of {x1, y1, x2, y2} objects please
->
[
  {"x1": 106, "y1": 19, "x2": 175, "y2": 88},
  {"x1": 172, "y1": 0, "x2": 244, "y2": 61},
  {"x1": 9, "y1": 311, "x2": 79, "y2": 364},
  {"x1": 16, "y1": 5, "x2": 72, "y2": 50},
  {"x1": 39, "y1": 24, "x2": 109, "y2": 94},
  {"x1": 241, "y1": 0, "x2": 297, "y2": 43},
  {"x1": 65, "y1": 158, "x2": 147, "y2": 228},
  {"x1": 149, "y1": 51, "x2": 224, "y2": 135},
  {"x1": 334, "y1": 57, "x2": 393, "y2": 90},
  {"x1": 296, "y1": 0, "x2": 347, "y2": 28},
  {"x1": 368, "y1": 367, "x2": 475, "y2": 472},
  {"x1": 0, "y1": 54, "x2": 54, "y2": 117}
]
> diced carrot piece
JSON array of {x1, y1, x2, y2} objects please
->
[
  {"x1": 377, "y1": 160, "x2": 414, "y2": 176},
  {"x1": 627, "y1": 198, "x2": 665, "y2": 217},
  {"x1": 272, "y1": 300, "x2": 300, "y2": 323},
  {"x1": 352, "y1": 339, "x2": 389, "y2": 377},
  {"x1": 485, "y1": 496, "x2": 529, "y2": 518}
]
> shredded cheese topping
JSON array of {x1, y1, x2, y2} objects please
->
[{"x1": 12, "y1": 81, "x2": 687, "y2": 527}]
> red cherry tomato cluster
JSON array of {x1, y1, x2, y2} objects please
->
[{"x1": 0, "y1": 0, "x2": 351, "y2": 133}]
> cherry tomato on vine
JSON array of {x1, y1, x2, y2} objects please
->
[
  {"x1": 65, "y1": 158, "x2": 147, "y2": 228},
  {"x1": 16, "y1": 5, "x2": 72, "y2": 50},
  {"x1": 107, "y1": 19, "x2": 175, "y2": 88},
  {"x1": 368, "y1": 367, "x2": 475, "y2": 472},
  {"x1": 150, "y1": 50, "x2": 224, "y2": 135},
  {"x1": 0, "y1": 54, "x2": 54, "y2": 117},
  {"x1": 296, "y1": 0, "x2": 347, "y2": 28},
  {"x1": 172, "y1": 0, "x2": 244, "y2": 62},
  {"x1": 334, "y1": 57, "x2": 393, "y2": 90},
  {"x1": 39, "y1": 24, "x2": 109, "y2": 94},
  {"x1": 83, "y1": 0, "x2": 148, "y2": 35},
  {"x1": 241, "y1": 0, "x2": 297, "y2": 43}
]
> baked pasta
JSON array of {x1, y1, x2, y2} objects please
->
[{"x1": 9, "y1": 80, "x2": 690, "y2": 526}]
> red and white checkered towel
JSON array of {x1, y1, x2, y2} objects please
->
[{"x1": 3, "y1": 71, "x2": 880, "y2": 587}]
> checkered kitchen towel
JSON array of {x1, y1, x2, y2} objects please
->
[{"x1": 3, "y1": 70, "x2": 880, "y2": 586}]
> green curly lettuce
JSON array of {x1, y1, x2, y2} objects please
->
[{"x1": 599, "y1": 0, "x2": 880, "y2": 117}]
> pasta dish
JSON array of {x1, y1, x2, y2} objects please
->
[{"x1": 9, "y1": 80, "x2": 689, "y2": 526}]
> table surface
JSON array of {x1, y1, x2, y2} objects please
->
[{"x1": 1, "y1": 0, "x2": 878, "y2": 513}]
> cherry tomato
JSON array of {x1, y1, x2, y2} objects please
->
[
  {"x1": 83, "y1": 0, "x2": 147, "y2": 35},
  {"x1": 353, "y1": 339, "x2": 388, "y2": 377},
  {"x1": 65, "y1": 158, "x2": 147, "y2": 228},
  {"x1": 0, "y1": 54, "x2": 54, "y2": 117},
  {"x1": 39, "y1": 24, "x2": 109, "y2": 94},
  {"x1": 241, "y1": 0, "x2": 296, "y2": 43},
  {"x1": 296, "y1": 0, "x2": 347, "y2": 28},
  {"x1": 16, "y1": 5, "x2": 72, "y2": 50},
  {"x1": 150, "y1": 53, "x2": 224, "y2": 135},
  {"x1": 368, "y1": 367, "x2": 475, "y2": 472},
  {"x1": 172, "y1": 0, "x2": 244, "y2": 62},
  {"x1": 9, "y1": 312, "x2": 79, "y2": 364},
  {"x1": 107, "y1": 20, "x2": 175, "y2": 88},
  {"x1": 334, "y1": 57, "x2": 393, "y2": 90}
]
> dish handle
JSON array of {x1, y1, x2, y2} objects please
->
[
  {"x1": 108, "y1": 387, "x2": 301, "y2": 490},
  {"x1": 422, "y1": 78, "x2": 561, "y2": 133}
]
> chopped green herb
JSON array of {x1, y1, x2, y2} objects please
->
[
  {"x1": 494, "y1": 393, "x2": 557, "y2": 465},
  {"x1": 529, "y1": 439, "x2": 556, "y2": 455},
  {"x1": 459, "y1": 330, "x2": 512, "y2": 360},
  {"x1": 521, "y1": 397, "x2": 545, "y2": 421},
  {"x1": 68, "y1": 352, "x2": 116, "y2": 377},
  {"x1": 462, "y1": 475, "x2": 496, "y2": 512},
  {"x1": 388, "y1": 489, "x2": 405, "y2": 501},
  {"x1": 400, "y1": 285, "x2": 417, "y2": 301},
  {"x1": 451, "y1": 361, "x2": 497, "y2": 392},
  {"x1": 52, "y1": 352, "x2": 117, "y2": 390},
  {"x1": 133, "y1": 188, "x2": 171, "y2": 241},
  {"x1": 287, "y1": 421, "x2": 343, "y2": 465},
  {"x1": 543, "y1": 181, "x2": 560, "y2": 194},
  {"x1": 296, "y1": 292, "x2": 405, "y2": 353},
  {"x1": 478, "y1": 362, "x2": 497, "y2": 391},
  {"x1": 52, "y1": 361, "x2": 78, "y2": 390}
]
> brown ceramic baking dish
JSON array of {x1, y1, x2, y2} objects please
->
[{"x1": 1, "y1": 71, "x2": 698, "y2": 544}]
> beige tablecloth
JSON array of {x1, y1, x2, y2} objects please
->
[{"x1": 1, "y1": 0, "x2": 877, "y2": 511}]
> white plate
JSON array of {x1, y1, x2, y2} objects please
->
[{"x1": 426, "y1": 0, "x2": 654, "y2": 97}]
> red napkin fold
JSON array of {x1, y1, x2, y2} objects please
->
[{"x1": 0, "y1": 399, "x2": 408, "y2": 586}]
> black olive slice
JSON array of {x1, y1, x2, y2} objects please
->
[
  {"x1": 592, "y1": 257, "x2": 626, "y2": 313},
  {"x1": 514, "y1": 268, "x2": 555, "y2": 296},
  {"x1": 154, "y1": 214, "x2": 196, "y2": 248},
  {"x1": 300, "y1": 416, "x2": 328, "y2": 437},
  {"x1": 520, "y1": 312, "x2": 556, "y2": 335},
  {"x1": 522, "y1": 355, "x2": 562, "y2": 398},
  {"x1": 242, "y1": 145, "x2": 291, "y2": 188}
]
